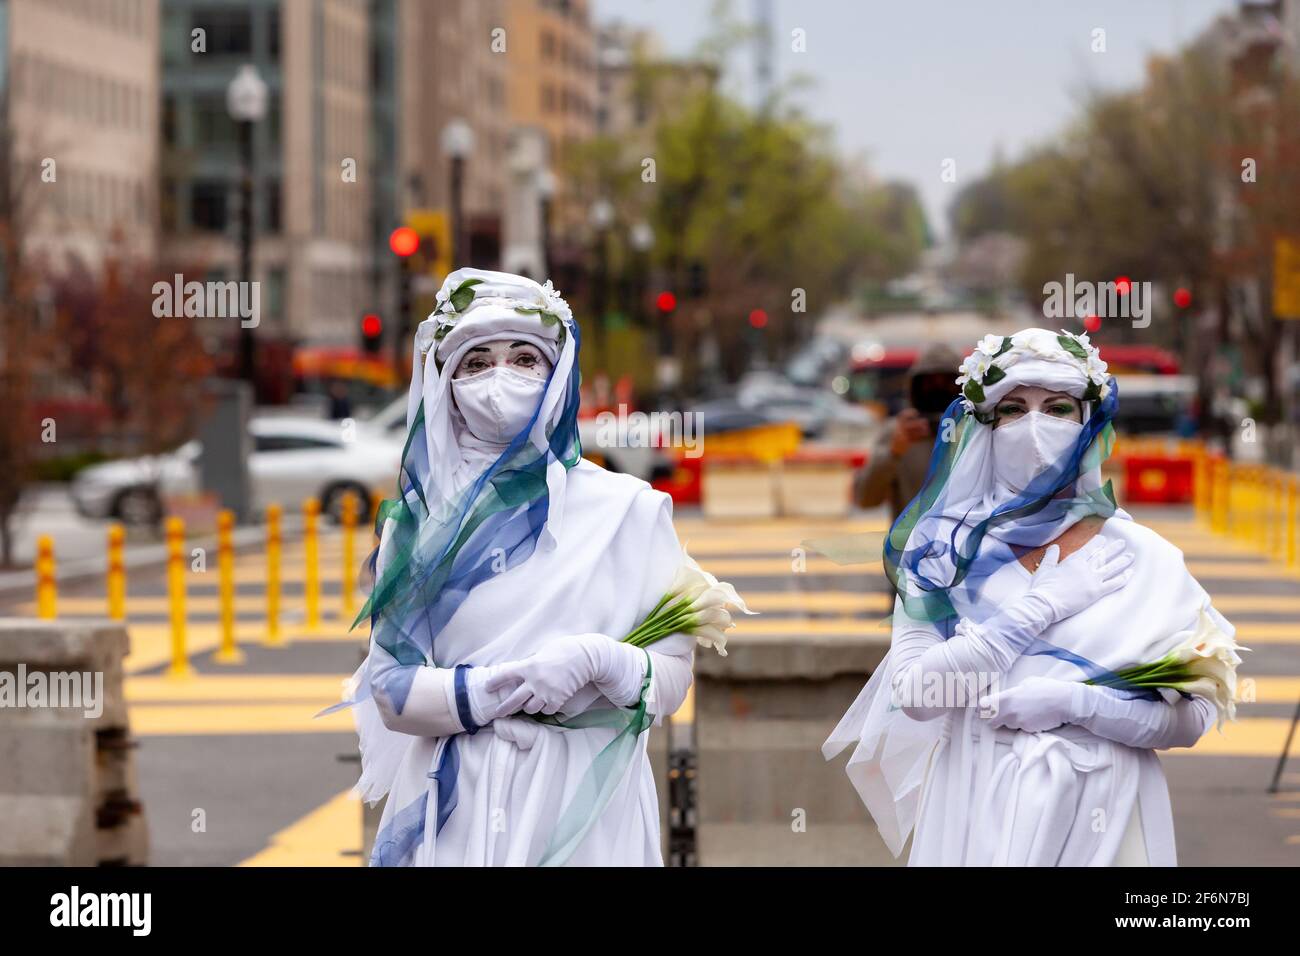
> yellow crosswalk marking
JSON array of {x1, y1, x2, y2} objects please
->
[
  {"x1": 1205, "y1": 595, "x2": 1300, "y2": 613},
  {"x1": 1175, "y1": 717, "x2": 1300, "y2": 757},
  {"x1": 125, "y1": 673, "x2": 348, "y2": 702},
  {"x1": 1228, "y1": 623, "x2": 1300, "y2": 644},
  {"x1": 1187, "y1": 561, "x2": 1300, "y2": 580},
  {"x1": 744, "y1": 591, "x2": 892, "y2": 613},
  {"x1": 130, "y1": 702, "x2": 355, "y2": 735},
  {"x1": 123, "y1": 622, "x2": 365, "y2": 673},
  {"x1": 1243, "y1": 676, "x2": 1300, "y2": 702},
  {"x1": 238, "y1": 788, "x2": 361, "y2": 867}
]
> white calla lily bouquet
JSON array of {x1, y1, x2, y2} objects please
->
[
  {"x1": 1087, "y1": 608, "x2": 1247, "y2": 730},
  {"x1": 621, "y1": 546, "x2": 756, "y2": 656}
]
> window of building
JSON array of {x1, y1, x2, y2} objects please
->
[
  {"x1": 191, "y1": 6, "x2": 253, "y2": 56},
  {"x1": 268, "y1": 7, "x2": 282, "y2": 61},
  {"x1": 190, "y1": 180, "x2": 228, "y2": 232},
  {"x1": 263, "y1": 179, "x2": 282, "y2": 234},
  {"x1": 265, "y1": 267, "x2": 285, "y2": 321},
  {"x1": 194, "y1": 94, "x2": 238, "y2": 148}
]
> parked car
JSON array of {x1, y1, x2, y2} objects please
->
[
  {"x1": 69, "y1": 417, "x2": 403, "y2": 525},
  {"x1": 733, "y1": 371, "x2": 876, "y2": 438}
]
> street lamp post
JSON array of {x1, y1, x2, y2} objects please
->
[
  {"x1": 441, "y1": 119, "x2": 475, "y2": 267},
  {"x1": 589, "y1": 198, "x2": 614, "y2": 360},
  {"x1": 226, "y1": 65, "x2": 268, "y2": 389},
  {"x1": 537, "y1": 168, "x2": 556, "y2": 278},
  {"x1": 628, "y1": 220, "x2": 654, "y2": 325}
]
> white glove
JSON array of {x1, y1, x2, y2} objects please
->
[
  {"x1": 491, "y1": 715, "x2": 544, "y2": 750},
  {"x1": 1069, "y1": 681, "x2": 1216, "y2": 750},
  {"x1": 983, "y1": 676, "x2": 1216, "y2": 749},
  {"x1": 1024, "y1": 535, "x2": 1134, "y2": 623},
  {"x1": 982, "y1": 675, "x2": 1077, "y2": 733},
  {"x1": 976, "y1": 535, "x2": 1135, "y2": 669},
  {"x1": 486, "y1": 634, "x2": 648, "y2": 716},
  {"x1": 464, "y1": 663, "x2": 524, "y2": 727}
]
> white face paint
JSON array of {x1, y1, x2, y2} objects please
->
[
  {"x1": 452, "y1": 339, "x2": 551, "y2": 380},
  {"x1": 451, "y1": 366, "x2": 547, "y2": 444},
  {"x1": 990, "y1": 410, "x2": 1084, "y2": 493}
]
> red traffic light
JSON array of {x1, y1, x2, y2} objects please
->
[
  {"x1": 748, "y1": 308, "x2": 768, "y2": 329},
  {"x1": 389, "y1": 226, "x2": 419, "y2": 258},
  {"x1": 656, "y1": 291, "x2": 677, "y2": 313},
  {"x1": 362, "y1": 313, "x2": 383, "y2": 337}
]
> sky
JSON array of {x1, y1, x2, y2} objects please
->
[{"x1": 592, "y1": 0, "x2": 1241, "y2": 239}]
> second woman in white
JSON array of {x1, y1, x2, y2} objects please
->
[{"x1": 825, "y1": 328, "x2": 1242, "y2": 866}]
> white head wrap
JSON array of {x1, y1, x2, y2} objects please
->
[{"x1": 402, "y1": 267, "x2": 578, "y2": 550}]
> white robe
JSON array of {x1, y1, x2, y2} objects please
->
[
  {"x1": 828, "y1": 518, "x2": 1226, "y2": 866},
  {"x1": 358, "y1": 461, "x2": 695, "y2": 866}
]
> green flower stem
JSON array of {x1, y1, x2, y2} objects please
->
[
  {"x1": 625, "y1": 605, "x2": 698, "y2": 645},
  {"x1": 624, "y1": 612, "x2": 700, "y2": 648},
  {"x1": 1088, "y1": 662, "x2": 1194, "y2": 689},
  {"x1": 622, "y1": 597, "x2": 695, "y2": 645}
]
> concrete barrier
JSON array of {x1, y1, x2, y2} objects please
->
[
  {"x1": 701, "y1": 462, "x2": 779, "y2": 519},
  {"x1": 693, "y1": 627, "x2": 901, "y2": 866},
  {"x1": 777, "y1": 459, "x2": 855, "y2": 518},
  {"x1": 0, "y1": 619, "x2": 148, "y2": 865}
]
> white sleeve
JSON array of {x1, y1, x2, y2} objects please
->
[
  {"x1": 645, "y1": 634, "x2": 695, "y2": 718},
  {"x1": 370, "y1": 662, "x2": 516, "y2": 736},
  {"x1": 1069, "y1": 683, "x2": 1216, "y2": 750},
  {"x1": 889, "y1": 612, "x2": 1042, "y2": 721},
  {"x1": 370, "y1": 664, "x2": 466, "y2": 737},
  {"x1": 610, "y1": 489, "x2": 696, "y2": 720}
]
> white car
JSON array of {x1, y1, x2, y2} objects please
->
[
  {"x1": 70, "y1": 417, "x2": 403, "y2": 525},
  {"x1": 363, "y1": 397, "x2": 673, "y2": 482}
]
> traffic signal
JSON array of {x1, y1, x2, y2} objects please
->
[
  {"x1": 686, "y1": 261, "x2": 708, "y2": 298},
  {"x1": 360, "y1": 312, "x2": 383, "y2": 354},
  {"x1": 656, "y1": 290, "x2": 677, "y2": 315},
  {"x1": 389, "y1": 226, "x2": 419, "y2": 258}
]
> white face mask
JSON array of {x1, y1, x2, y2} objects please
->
[
  {"x1": 990, "y1": 410, "x2": 1083, "y2": 494},
  {"x1": 451, "y1": 366, "x2": 547, "y2": 444}
]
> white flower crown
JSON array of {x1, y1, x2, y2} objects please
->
[
  {"x1": 954, "y1": 328, "x2": 1110, "y2": 411},
  {"x1": 414, "y1": 278, "x2": 575, "y2": 356}
]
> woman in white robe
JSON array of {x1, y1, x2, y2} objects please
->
[
  {"x1": 338, "y1": 269, "x2": 695, "y2": 867},
  {"x1": 824, "y1": 328, "x2": 1243, "y2": 866}
]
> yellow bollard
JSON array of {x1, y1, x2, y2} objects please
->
[
  {"x1": 1237, "y1": 468, "x2": 1248, "y2": 546},
  {"x1": 1241, "y1": 465, "x2": 1256, "y2": 543},
  {"x1": 266, "y1": 504, "x2": 282, "y2": 646},
  {"x1": 1192, "y1": 452, "x2": 1204, "y2": 521},
  {"x1": 35, "y1": 535, "x2": 56, "y2": 619},
  {"x1": 1225, "y1": 463, "x2": 1241, "y2": 538},
  {"x1": 341, "y1": 492, "x2": 357, "y2": 619},
  {"x1": 106, "y1": 524, "x2": 125, "y2": 620},
  {"x1": 1211, "y1": 459, "x2": 1229, "y2": 535},
  {"x1": 1287, "y1": 477, "x2": 1297, "y2": 568},
  {"x1": 166, "y1": 516, "x2": 192, "y2": 678},
  {"x1": 1196, "y1": 451, "x2": 1211, "y2": 522},
  {"x1": 1271, "y1": 471, "x2": 1286, "y2": 561},
  {"x1": 1257, "y1": 468, "x2": 1271, "y2": 553},
  {"x1": 304, "y1": 498, "x2": 321, "y2": 632},
  {"x1": 214, "y1": 510, "x2": 244, "y2": 664}
]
